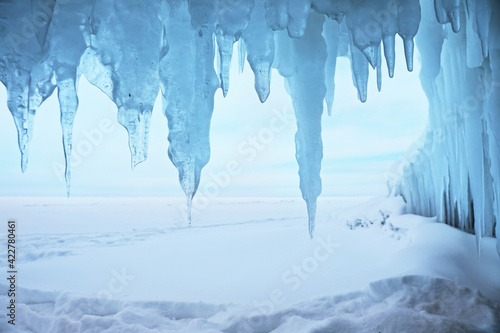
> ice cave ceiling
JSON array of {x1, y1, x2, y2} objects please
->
[{"x1": 0, "y1": 0, "x2": 498, "y2": 254}]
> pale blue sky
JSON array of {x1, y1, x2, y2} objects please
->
[{"x1": 0, "y1": 42, "x2": 428, "y2": 197}]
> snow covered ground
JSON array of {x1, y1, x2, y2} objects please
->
[{"x1": 0, "y1": 196, "x2": 498, "y2": 332}]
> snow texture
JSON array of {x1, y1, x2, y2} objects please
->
[
  {"x1": 1, "y1": 275, "x2": 498, "y2": 333},
  {"x1": 0, "y1": 0, "x2": 498, "y2": 243},
  {"x1": 0, "y1": 197, "x2": 499, "y2": 332}
]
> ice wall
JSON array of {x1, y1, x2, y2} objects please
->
[
  {"x1": 0, "y1": 0, "x2": 497, "y2": 245},
  {"x1": 388, "y1": 0, "x2": 500, "y2": 255}
]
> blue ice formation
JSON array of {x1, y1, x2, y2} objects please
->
[{"x1": 0, "y1": 0, "x2": 498, "y2": 251}]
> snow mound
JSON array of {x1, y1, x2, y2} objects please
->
[{"x1": 2, "y1": 275, "x2": 498, "y2": 333}]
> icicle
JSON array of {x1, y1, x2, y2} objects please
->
[
  {"x1": 434, "y1": 0, "x2": 461, "y2": 32},
  {"x1": 376, "y1": 44, "x2": 382, "y2": 92},
  {"x1": 391, "y1": 0, "x2": 500, "y2": 259},
  {"x1": 186, "y1": 193, "x2": 193, "y2": 226},
  {"x1": 398, "y1": 0, "x2": 421, "y2": 73},
  {"x1": 7, "y1": 69, "x2": 32, "y2": 173},
  {"x1": 0, "y1": 1, "x2": 46, "y2": 173},
  {"x1": 286, "y1": 13, "x2": 327, "y2": 238},
  {"x1": 243, "y1": 0, "x2": 275, "y2": 103},
  {"x1": 474, "y1": 0, "x2": 491, "y2": 58},
  {"x1": 264, "y1": 0, "x2": 289, "y2": 30},
  {"x1": 485, "y1": 26, "x2": 500, "y2": 257},
  {"x1": 216, "y1": 32, "x2": 233, "y2": 97},
  {"x1": 57, "y1": 77, "x2": 78, "y2": 197},
  {"x1": 465, "y1": 5, "x2": 485, "y2": 68},
  {"x1": 215, "y1": 0, "x2": 254, "y2": 97},
  {"x1": 323, "y1": 18, "x2": 340, "y2": 116},
  {"x1": 0, "y1": 0, "x2": 497, "y2": 255},
  {"x1": 346, "y1": 0, "x2": 384, "y2": 70},
  {"x1": 49, "y1": 0, "x2": 94, "y2": 195},
  {"x1": 403, "y1": 38, "x2": 414, "y2": 72},
  {"x1": 377, "y1": 0, "x2": 398, "y2": 79},
  {"x1": 448, "y1": 0, "x2": 462, "y2": 33},
  {"x1": 349, "y1": 37, "x2": 369, "y2": 103},
  {"x1": 383, "y1": 34, "x2": 396, "y2": 78},
  {"x1": 4, "y1": 61, "x2": 54, "y2": 174},
  {"x1": 416, "y1": 0, "x2": 444, "y2": 80},
  {"x1": 287, "y1": 0, "x2": 312, "y2": 39},
  {"x1": 80, "y1": 0, "x2": 162, "y2": 169},
  {"x1": 160, "y1": 0, "x2": 218, "y2": 224},
  {"x1": 238, "y1": 39, "x2": 247, "y2": 73},
  {"x1": 118, "y1": 106, "x2": 153, "y2": 169},
  {"x1": 434, "y1": 0, "x2": 448, "y2": 24},
  {"x1": 306, "y1": 199, "x2": 317, "y2": 239},
  {"x1": 361, "y1": 45, "x2": 378, "y2": 70}
]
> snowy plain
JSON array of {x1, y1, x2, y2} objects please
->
[{"x1": 0, "y1": 196, "x2": 498, "y2": 332}]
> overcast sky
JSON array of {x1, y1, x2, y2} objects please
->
[{"x1": 0, "y1": 41, "x2": 428, "y2": 198}]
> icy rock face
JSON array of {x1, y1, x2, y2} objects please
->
[
  {"x1": 0, "y1": 1, "x2": 498, "y2": 245},
  {"x1": 389, "y1": 0, "x2": 500, "y2": 255}
]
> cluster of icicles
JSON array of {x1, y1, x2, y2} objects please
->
[
  {"x1": 0, "y1": 0, "x2": 488, "y2": 239},
  {"x1": 389, "y1": 0, "x2": 500, "y2": 256}
]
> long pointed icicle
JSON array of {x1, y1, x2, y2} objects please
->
[
  {"x1": 215, "y1": 0, "x2": 253, "y2": 97},
  {"x1": 7, "y1": 69, "x2": 32, "y2": 173},
  {"x1": 186, "y1": 193, "x2": 193, "y2": 227},
  {"x1": 243, "y1": 0, "x2": 275, "y2": 103},
  {"x1": 0, "y1": 1, "x2": 41, "y2": 172},
  {"x1": 349, "y1": 36, "x2": 369, "y2": 103},
  {"x1": 7, "y1": 60, "x2": 55, "y2": 174},
  {"x1": 238, "y1": 39, "x2": 247, "y2": 73},
  {"x1": 286, "y1": 13, "x2": 327, "y2": 238},
  {"x1": 383, "y1": 34, "x2": 396, "y2": 78},
  {"x1": 48, "y1": 0, "x2": 93, "y2": 196},
  {"x1": 380, "y1": 0, "x2": 398, "y2": 78},
  {"x1": 323, "y1": 18, "x2": 340, "y2": 116},
  {"x1": 377, "y1": 44, "x2": 382, "y2": 92},
  {"x1": 160, "y1": 0, "x2": 218, "y2": 224},
  {"x1": 398, "y1": 0, "x2": 421, "y2": 72},
  {"x1": 216, "y1": 32, "x2": 233, "y2": 97},
  {"x1": 57, "y1": 77, "x2": 78, "y2": 197}
]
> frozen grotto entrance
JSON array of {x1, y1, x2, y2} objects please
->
[{"x1": 0, "y1": 0, "x2": 498, "y2": 255}]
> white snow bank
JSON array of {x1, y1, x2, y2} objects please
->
[{"x1": 1, "y1": 275, "x2": 498, "y2": 333}]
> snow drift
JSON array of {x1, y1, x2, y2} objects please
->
[{"x1": 1, "y1": 275, "x2": 498, "y2": 333}]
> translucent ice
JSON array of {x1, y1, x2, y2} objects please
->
[
  {"x1": 389, "y1": 0, "x2": 500, "y2": 255},
  {"x1": 160, "y1": 0, "x2": 219, "y2": 224},
  {"x1": 80, "y1": 0, "x2": 162, "y2": 168},
  {"x1": 243, "y1": 0, "x2": 274, "y2": 103},
  {"x1": 286, "y1": 13, "x2": 327, "y2": 238},
  {"x1": 0, "y1": 0, "x2": 498, "y2": 249},
  {"x1": 215, "y1": 0, "x2": 253, "y2": 97}
]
